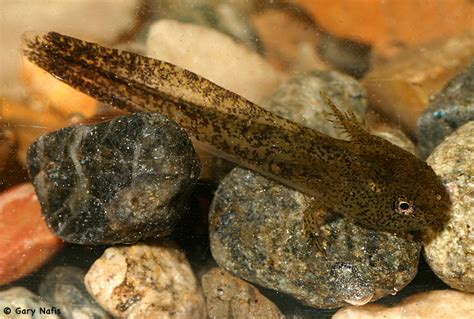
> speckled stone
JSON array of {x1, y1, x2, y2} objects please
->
[
  {"x1": 209, "y1": 167, "x2": 421, "y2": 309},
  {"x1": 424, "y1": 121, "x2": 474, "y2": 292},
  {"x1": 417, "y1": 60, "x2": 474, "y2": 159},
  {"x1": 261, "y1": 70, "x2": 367, "y2": 139},
  {"x1": 27, "y1": 113, "x2": 200, "y2": 244},
  {"x1": 38, "y1": 266, "x2": 110, "y2": 319},
  {"x1": 333, "y1": 289, "x2": 474, "y2": 319},
  {"x1": 201, "y1": 267, "x2": 285, "y2": 319},
  {"x1": 84, "y1": 241, "x2": 207, "y2": 319},
  {"x1": 0, "y1": 287, "x2": 60, "y2": 318}
]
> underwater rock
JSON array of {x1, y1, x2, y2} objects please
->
[
  {"x1": 150, "y1": 0, "x2": 261, "y2": 53},
  {"x1": 251, "y1": 8, "x2": 325, "y2": 73},
  {"x1": 424, "y1": 121, "x2": 474, "y2": 292},
  {"x1": 0, "y1": 287, "x2": 60, "y2": 319},
  {"x1": 84, "y1": 241, "x2": 207, "y2": 318},
  {"x1": 201, "y1": 267, "x2": 285, "y2": 319},
  {"x1": 295, "y1": 0, "x2": 474, "y2": 59},
  {"x1": 27, "y1": 113, "x2": 200, "y2": 245},
  {"x1": 333, "y1": 289, "x2": 474, "y2": 319},
  {"x1": 362, "y1": 32, "x2": 474, "y2": 135},
  {"x1": 146, "y1": 19, "x2": 285, "y2": 104},
  {"x1": 0, "y1": 183, "x2": 63, "y2": 285},
  {"x1": 21, "y1": 58, "x2": 98, "y2": 118},
  {"x1": 417, "y1": 60, "x2": 474, "y2": 159},
  {"x1": 318, "y1": 33, "x2": 371, "y2": 78},
  {"x1": 261, "y1": 70, "x2": 367, "y2": 139},
  {"x1": 39, "y1": 266, "x2": 110, "y2": 319},
  {"x1": 0, "y1": 122, "x2": 16, "y2": 175},
  {"x1": 1, "y1": 0, "x2": 142, "y2": 98},
  {"x1": 209, "y1": 167, "x2": 421, "y2": 308},
  {"x1": 1, "y1": 98, "x2": 69, "y2": 166},
  {"x1": 210, "y1": 72, "x2": 421, "y2": 308}
]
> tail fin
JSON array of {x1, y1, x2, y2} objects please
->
[
  {"x1": 22, "y1": 32, "x2": 343, "y2": 197},
  {"x1": 23, "y1": 32, "x2": 318, "y2": 134}
]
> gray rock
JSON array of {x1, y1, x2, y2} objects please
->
[
  {"x1": 210, "y1": 72, "x2": 420, "y2": 308},
  {"x1": 27, "y1": 113, "x2": 200, "y2": 244},
  {"x1": 416, "y1": 60, "x2": 474, "y2": 159},
  {"x1": 318, "y1": 34, "x2": 371, "y2": 78},
  {"x1": 0, "y1": 287, "x2": 60, "y2": 318},
  {"x1": 209, "y1": 167, "x2": 421, "y2": 309},
  {"x1": 38, "y1": 266, "x2": 110, "y2": 319},
  {"x1": 261, "y1": 70, "x2": 367, "y2": 139},
  {"x1": 201, "y1": 267, "x2": 285, "y2": 319},
  {"x1": 424, "y1": 121, "x2": 474, "y2": 292}
]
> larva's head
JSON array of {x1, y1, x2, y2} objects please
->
[{"x1": 348, "y1": 136, "x2": 451, "y2": 232}]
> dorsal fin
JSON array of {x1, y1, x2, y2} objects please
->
[{"x1": 320, "y1": 91, "x2": 368, "y2": 141}]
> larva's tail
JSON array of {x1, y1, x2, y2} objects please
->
[
  {"x1": 23, "y1": 32, "x2": 309, "y2": 132},
  {"x1": 22, "y1": 32, "x2": 340, "y2": 197}
]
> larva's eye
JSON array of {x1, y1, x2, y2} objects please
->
[{"x1": 394, "y1": 197, "x2": 415, "y2": 216}]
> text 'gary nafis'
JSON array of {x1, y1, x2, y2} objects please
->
[{"x1": 13, "y1": 307, "x2": 61, "y2": 315}]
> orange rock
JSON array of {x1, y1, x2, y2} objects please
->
[
  {"x1": 78, "y1": 107, "x2": 129, "y2": 125},
  {"x1": 20, "y1": 58, "x2": 98, "y2": 118},
  {"x1": 362, "y1": 32, "x2": 474, "y2": 135},
  {"x1": 295, "y1": 0, "x2": 474, "y2": 58},
  {"x1": 0, "y1": 183, "x2": 63, "y2": 285},
  {"x1": 1, "y1": 99, "x2": 69, "y2": 165},
  {"x1": 2, "y1": 98, "x2": 124, "y2": 168}
]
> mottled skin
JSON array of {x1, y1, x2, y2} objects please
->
[{"x1": 23, "y1": 32, "x2": 451, "y2": 234}]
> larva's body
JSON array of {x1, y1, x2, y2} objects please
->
[{"x1": 23, "y1": 32, "x2": 451, "y2": 234}]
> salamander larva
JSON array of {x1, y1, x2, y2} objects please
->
[{"x1": 22, "y1": 32, "x2": 451, "y2": 237}]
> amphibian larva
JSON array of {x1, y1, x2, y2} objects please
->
[{"x1": 22, "y1": 32, "x2": 451, "y2": 236}]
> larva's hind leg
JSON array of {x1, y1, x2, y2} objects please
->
[{"x1": 303, "y1": 200, "x2": 330, "y2": 255}]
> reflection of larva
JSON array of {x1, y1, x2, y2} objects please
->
[{"x1": 23, "y1": 31, "x2": 451, "y2": 238}]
